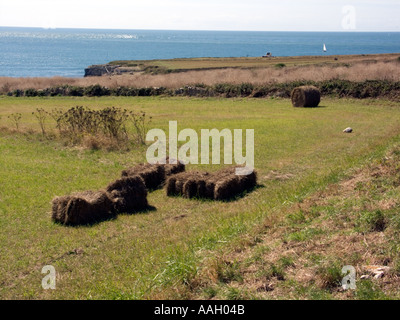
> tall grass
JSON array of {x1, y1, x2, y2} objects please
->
[{"x1": 1, "y1": 60, "x2": 399, "y2": 93}]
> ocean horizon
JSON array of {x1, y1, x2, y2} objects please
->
[{"x1": 1, "y1": 26, "x2": 400, "y2": 78}]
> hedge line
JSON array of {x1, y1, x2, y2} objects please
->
[{"x1": 6, "y1": 80, "x2": 400, "y2": 100}]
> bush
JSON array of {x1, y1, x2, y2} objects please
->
[
  {"x1": 137, "y1": 87, "x2": 153, "y2": 96},
  {"x1": 4, "y1": 79, "x2": 400, "y2": 99},
  {"x1": 24, "y1": 88, "x2": 38, "y2": 97},
  {"x1": 84, "y1": 85, "x2": 110, "y2": 97},
  {"x1": 68, "y1": 86, "x2": 84, "y2": 97},
  {"x1": 212, "y1": 83, "x2": 254, "y2": 98},
  {"x1": 252, "y1": 86, "x2": 270, "y2": 98},
  {"x1": 37, "y1": 90, "x2": 46, "y2": 97},
  {"x1": 112, "y1": 87, "x2": 138, "y2": 96},
  {"x1": 13, "y1": 89, "x2": 24, "y2": 97},
  {"x1": 44, "y1": 86, "x2": 67, "y2": 97},
  {"x1": 239, "y1": 83, "x2": 254, "y2": 96}
]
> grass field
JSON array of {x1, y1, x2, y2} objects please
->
[
  {"x1": 1, "y1": 95, "x2": 400, "y2": 299},
  {"x1": 109, "y1": 53, "x2": 399, "y2": 72}
]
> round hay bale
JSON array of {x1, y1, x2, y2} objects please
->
[{"x1": 291, "y1": 86, "x2": 321, "y2": 108}]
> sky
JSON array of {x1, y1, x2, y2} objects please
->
[{"x1": 0, "y1": 0, "x2": 399, "y2": 31}]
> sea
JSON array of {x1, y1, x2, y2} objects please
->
[{"x1": 1, "y1": 27, "x2": 400, "y2": 78}]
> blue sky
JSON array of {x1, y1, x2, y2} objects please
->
[{"x1": 0, "y1": 0, "x2": 399, "y2": 31}]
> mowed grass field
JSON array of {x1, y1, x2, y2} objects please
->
[{"x1": 1, "y1": 95, "x2": 400, "y2": 299}]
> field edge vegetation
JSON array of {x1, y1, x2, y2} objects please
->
[
  {"x1": 160, "y1": 141, "x2": 400, "y2": 300},
  {"x1": 2, "y1": 79, "x2": 400, "y2": 101}
]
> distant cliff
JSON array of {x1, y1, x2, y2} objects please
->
[
  {"x1": 84, "y1": 63, "x2": 147, "y2": 77},
  {"x1": 84, "y1": 64, "x2": 121, "y2": 77},
  {"x1": 85, "y1": 64, "x2": 119, "y2": 77}
]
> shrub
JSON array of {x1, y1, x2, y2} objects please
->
[
  {"x1": 49, "y1": 108, "x2": 65, "y2": 134},
  {"x1": 13, "y1": 89, "x2": 24, "y2": 97},
  {"x1": 24, "y1": 88, "x2": 38, "y2": 97},
  {"x1": 68, "y1": 86, "x2": 84, "y2": 97},
  {"x1": 37, "y1": 89, "x2": 46, "y2": 97},
  {"x1": 84, "y1": 85, "x2": 110, "y2": 97},
  {"x1": 112, "y1": 87, "x2": 138, "y2": 96},
  {"x1": 275, "y1": 63, "x2": 286, "y2": 69},
  {"x1": 137, "y1": 87, "x2": 153, "y2": 96},
  {"x1": 98, "y1": 107, "x2": 129, "y2": 140},
  {"x1": 4, "y1": 79, "x2": 400, "y2": 99},
  {"x1": 252, "y1": 86, "x2": 270, "y2": 98},
  {"x1": 32, "y1": 108, "x2": 48, "y2": 136},
  {"x1": 52, "y1": 106, "x2": 150, "y2": 148},
  {"x1": 44, "y1": 86, "x2": 67, "y2": 97},
  {"x1": 8, "y1": 113, "x2": 22, "y2": 130},
  {"x1": 1, "y1": 83, "x2": 11, "y2": 95},
  {"x1": 239, "y1": 83, "x2": 254, "y2": 96},
  {"x1": 129, "y1": 111, "x2": 151, "y2": 145}
]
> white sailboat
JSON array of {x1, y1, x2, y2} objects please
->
[{"x1": 323, "y1": 43, "x2": 327, "y2": 52}]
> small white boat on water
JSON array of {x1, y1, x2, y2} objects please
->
[{"x1": 323, "y1": 44, "x2": 327, "y2": 52}]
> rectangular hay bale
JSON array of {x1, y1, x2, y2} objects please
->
[
  {"x1": 106, "y1": 176, "x2": 148, "y2": 214},
  {"x1": 213, "y1": 167, "x2": 257, "y2": 200},
  {"x1": 122, "y1": 163, "x2": 165, "y2": 190},
  {"x1": 165, "y1": 167, "x2": 257, "y2": 200},
  {"x1": 51, "y1": 190, "x2": 115, "y2": 226},
  {"x1": 122, "y1": 157, "x2": 185, "y2": 190}
]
